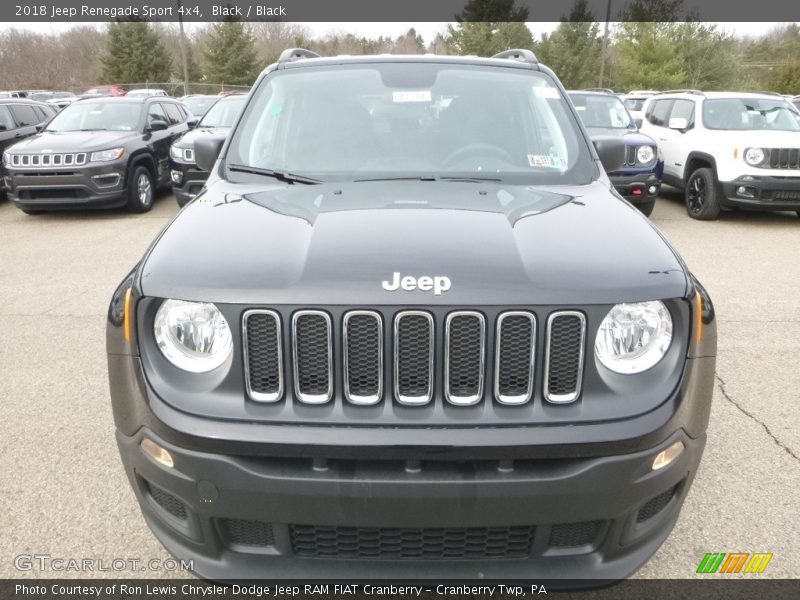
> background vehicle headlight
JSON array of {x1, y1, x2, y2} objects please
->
[
  {"x1": 154, "y1": 299, "x2": 232, "y2": 372},
  {"x1": 636, "y1": 145, "x2": 655, "y2": 164},
  {"x1": 595, "y1": 301, "x2": 673, "y2": 374},
  {"x1": 169, "y1": 145, "x2": 184, "y2": 160},
  {"x1": 744, "y1": 147, "x2": 765, "y2": 166},
  {"x1": 90, "y1": 147, "x2": 124, "y2": 162}
]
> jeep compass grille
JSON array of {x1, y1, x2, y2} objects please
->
[{"x1": 242, "y1": 308, "x2": 588, "y2": 411}]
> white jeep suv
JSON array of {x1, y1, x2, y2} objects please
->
[{"x1": 639, "y1": 90, "x2": 800, "y2": 220}]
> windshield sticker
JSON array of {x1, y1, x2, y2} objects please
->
[
  {"x1": 575, "y1": 105, "x2": 587, "y2": 111},
  {"x1": 268, "y1": 105, "x2": 283, "y2": 116},
  {"x1": 528, "y1": 154, "x2": 567, "y2": 169},
  {"x1": 533, "y1": 86, "x2": 560, "y2": 99},
  {"x1": 392, "y1": 90, "x2": 432, "y2": 103}
]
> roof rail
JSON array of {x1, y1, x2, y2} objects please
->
[
  {"x1": 492, "y1": 49, "x2": 538, "y2": 64},
  {"x1": 582, "y1": 87, "x2": 615, "y2": 94},
  {"x1": 278, "y1": 48, "x2": 321, "y2": 64},
  {"x1": 751, "y1": 90, "x2": 783, "y2": 96},
  {"x1": 658, "y1": 89, "x2": 705, "y2": 96}
]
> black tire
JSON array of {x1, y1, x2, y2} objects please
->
[
  {"x1": 637, "y1": 198, "x2": 656, "y2": 217},
  {"x1": 684, "y1": 167, "x2": 721, "y2": 220},
  {"x1": 127, "y1": 165, "x2": 155, "y2": 213}
]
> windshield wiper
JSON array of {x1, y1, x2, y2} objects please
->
[
  {"x1": 355, "y1": 175, "x2": 502, "y2": 183},
  {"x1": 439, "y1": 176, "x2": 503, "y2": 183},
  {"x1": 227, "y1": 164, "x2": 321, "y2": 185}
]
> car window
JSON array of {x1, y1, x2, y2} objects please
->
[
  {"x1": 147, "y1": 103, "x2": 170, "y2": 127},
  {"x1": 670, "y1": 99, "x2": 695, "y2": 128},
  {"x1": 46, "y1": 101, "x2": 141, "y2": 132},
  {"x1": 163, "y1": 103, "x2": 183, "y2": 125},
  {"x1": 624, "y1": 98, "x2": 645, "y2": 111},
  {"x1": 198, "y1": 97, "x2": 246, "y2": 128},
  {"x1": 183, "y1": 96, "x2": 217, "y2": 116},
  {"x1": 0, "y1": 105, "x2": 15, "y2": 131},
  {"x1": 702, "y1": 97, "x2": 800, "y2": 131},
  {"x1": 568, "y1": 93, "x2": 633, "y2": 129},
  {"x1": 646, "y1": 99, "x2": 673, "y2": 127},
  {"x1": 228, "y1": 63, "x2": 594, "y2": 186},
  {"x1": 9, "y1": 104, "x2": 39, "y2": 127}
]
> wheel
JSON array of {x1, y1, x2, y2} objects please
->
[
  {"x1": 637, "y1": 198, "x2": 656, "y2": 217},
  {"x1": 684, "y1": 168, "x2": 721, "y2": 220},
  {"x1": 127, "y1": 166, "x2": 155, "y2": 213}
]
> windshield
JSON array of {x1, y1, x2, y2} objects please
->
[
  {"x1": 199, "y1": 97, "x2": 246, "y2": 128},
  {"x1": 226, "y1": 63, "x2": 593, "y2": 185},
  {"x1": 703, "y1": 98, "x2": 800, "y2": 131},
  {"x1": 569, "y1": 93, "x2": 634, "y2": 129},
  {"x1": 183, "y1": 96, "x2": 217, "y2": 116},
  {"x1": 46, "y1": 101, "x2": 141, "y2": 132},
  {"x1": 623, "y1": 98, "x2": 646, "y2": 111}
]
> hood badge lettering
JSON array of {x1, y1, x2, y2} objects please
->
[{"x1": 382, "y1": 272, "x2": 451, "y2": 295}]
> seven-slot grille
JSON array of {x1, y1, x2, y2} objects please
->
[
  {"x1": 8, "y1": 152, "x2": 87, "y2": 168},
  {"x1": 243, "y1": 309, "x2": 586, "y2": 407},
  {"x1": 766, "y1": 148, "x2": 800, "y2": 170}
]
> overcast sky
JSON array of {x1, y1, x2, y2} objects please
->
[{"x1": 0, "y1": 21, "x2": 793, "y2": 41}]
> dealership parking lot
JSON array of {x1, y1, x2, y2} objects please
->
[{"x1": 0, "y1": 190, "x2": 798, "y2": 579}]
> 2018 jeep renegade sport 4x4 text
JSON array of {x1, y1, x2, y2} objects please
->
[{"x1": 107, "y1": 50, "x2": 716, "y2": 581}]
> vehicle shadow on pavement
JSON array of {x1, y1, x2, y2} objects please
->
[
  {"x1": 0, "y1": 188, "x2": 176, "y2": 221},
  {"x1": 658, "y1": 185, "x2": 799, "y2": 224}
]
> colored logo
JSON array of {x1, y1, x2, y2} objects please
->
[{"x1": 697, "y1": 552, "x2": 773, "y2": 574}]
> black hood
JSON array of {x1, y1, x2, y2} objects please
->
[
  {"x1": 140, "y1": 180, "x2": 688, "y2": 305},
  {"x1": 173, "y1": 126, "x2": 230, "y2": 149},
  {"x1": 9, "y1": 130, "x2": 139, "y2": 152}
]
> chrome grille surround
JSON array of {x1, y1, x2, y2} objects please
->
[
  {"x1": 494, "y1": 311, "x2": 537, "y2": 405},
  {"x1": 543, "y1": 311, "x2": 586, "y2": 404},
  {"x1": 342, "y1": 310, "x2": 383, "y2": 406},
  {"x1": 242, "y1": 309, "x2": 283, "y2": 403},
  {"x1": 393, "y1": 310, "x2": 434, "y2": 406},
  {"x1": 291, "y1": 310, "x2": 333, "y2": 404},
  {"x1": 8, "y1": 152, "x2": 87, "y2": 168},
  {"x1": 444, "y1": 311, "x2": 486, "y2": 406}
]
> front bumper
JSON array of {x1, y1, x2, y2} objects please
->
[
  {"x1": 110, "y1": 350, "x2": 715, "y2": 581},
  {"x1": 609, "y1": 172, "x2": 661, "y2": 204},
  {"x1": 5, "y1": 160, "x2": 128, "y2": 210},
  {"x1": 170, "y1": 159, "x2": 208, "y2": 206},
  {"x1": 721, "y1": 176, "x2": 800, "y2": 210}
]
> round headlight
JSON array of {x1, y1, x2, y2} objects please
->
[
  {"x1": 154, "y1": 299, "x2": 232, "y2": 372},
  {"x1": 636, "y1": 145, "x2": 655, "y2": 164},
  {"x1": 595, "y1": 301, "x2": 672, "y2": 374},
  {"x1": 744, "y1": 147, "x2": 765, "y2": 166}
]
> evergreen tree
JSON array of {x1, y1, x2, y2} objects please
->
[
  {"x1": 102, "y1": 21, "x2": 172, "y2": 83},
  {"x1": 203, "y1": 20, "x2": 260, "y2": 86},
  {"x1": 447, "y1": 0, "x2": 534, "y2": 56},
  {"x1": 536, "y1": 0, "x2": 602, "y2": 89}
]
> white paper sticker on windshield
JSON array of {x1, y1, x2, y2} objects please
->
[
  {"x1": 533, "y1": 86, "x2": 560, "y2": 99},
  {"x1": 528, "y1": 154, "x2": 567, "y2": 169},
  {"x1": 393, "y1": 90, "x2": 432, "y2": 103}
]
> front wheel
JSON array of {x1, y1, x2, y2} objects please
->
[
  {"x1": 127, "y1": 166, "x2": 154, "y2": 213},
  {"x1": 685, "y1": 168, "x2": 721, "y2": 220}
]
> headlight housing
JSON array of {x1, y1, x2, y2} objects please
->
[
  {"x1": 170, "y1": 145, "x2": 194, "y2": 162},
  {"x1": 636, "y1": 145, "x2": 655, "y2": 164},
  {"x1": 595, "y1": 301, "x2": 673, "y2": 374},
  {"x1": 154, "y1": 299, "x2": 233, "y2": 373},
  {"x1": 90, "y1": 147, "x2": 124, "y2": 162},
  {"x1": 744, "y1": 147, "x2": 766, "y2": 166}
]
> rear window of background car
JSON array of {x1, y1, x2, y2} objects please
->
[
  {"x1": 10, "y1": 104, "x2": 38, "y2": 127},
  {"x1": 0, "y1": 105, "x2": 15, "y2": 130}
]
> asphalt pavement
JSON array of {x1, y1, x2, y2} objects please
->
[{"x1": 0, "y1": 189, "x2": 798, "y2": 579}]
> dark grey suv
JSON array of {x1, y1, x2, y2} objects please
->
[
  {"x1": 3, "y1": 96, "x2": 189, "y2": 214},
  {"x1": 0, "y1": 99, "x2": 57, "y2": 195},
  {"x1": 107, "y1": 50, "x2": 716, "y2": 581}
]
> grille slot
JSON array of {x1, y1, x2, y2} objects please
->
[
  {"x1": 343, "y1": 311, "x2": 383, "y2": 405},
  {"x1": 637, "y1": 486, "x2": 677, "y2": 522},
  {"x1": 445, "y1": 311, "x2": 485, "y2": 405},
  {"x1": 549, "y1": 520, "x2": 604, "y2": 547},
  {"x1": 544, "y1": 311, "x2": 586, "y2": 404},
  {"x1": 766, "y1": 148, "x2": 800, "y2": 170},
  {"x1": 624, "y1": 145, "x2": 637, "y2": 166},
  {"x1": 495, "y1": 312, "x2": 536, "y2": 405},
  {"x1": 220, "y1": 518, "x2": 275, "y2": 547},
  {"x1": 290, "y1": 524, "x2": 534, "y2": 560},
  {"x1": 292, "y1": 310, "x2": 333, "y2": 404},
  {"x1": 243, "y1": 310, "x2": 283, "y2": 402},
  {"x1": 394, "y1": 311, "x2": 434, "y2": 405},
  {"x1": 146, "y1": 482, "x2": 187, "y2": 520}
]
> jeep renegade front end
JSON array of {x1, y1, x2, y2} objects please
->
[{"x1": 107, "y1": 50, "x2": 716, "y2": 581}]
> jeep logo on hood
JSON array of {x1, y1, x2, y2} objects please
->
[{"x1": 382, "y1": 272, "x2": 451, "y2": 295}]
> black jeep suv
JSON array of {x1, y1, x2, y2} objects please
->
[
  {"x1": 0, "y1": 98, "x2": 57, "y2": 195},
  {"x1": 108, "y1": 50, "x2": 716, "y2": 581},
  {"x1": 4, "y1": 96, "x2": 189, "y2": 214}
]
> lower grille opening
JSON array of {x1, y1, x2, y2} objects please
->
[
  {"x1": 290, "y1": 524, "x2": 534, "y2": 560},
  {"x1": 220, "y1": 518, "x2": 275, "y2": 547},
  {"x1": 637, "y1": 485, "x2": 678, "y2": 523},
  {"x1": 18, "y1": 189, "x2": 82, "y2": 200},
  {"x1": 549, "y1": 520, "x2": 604, "y2": 548},
  {"x1": 145, "y1": 481, "x2": 187, "y2": 520}
]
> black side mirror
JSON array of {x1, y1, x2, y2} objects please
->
[
  {"x1": 195, "y1": 135, "x2": 226, "y2": 172},
  {"x1": 147, "y1": 121, "x2": 168, "y2": 132},
  {"x1": 187, "y1": 117, "x2": 200, "y2": 129},
  {"x1": 592, "y1": 136, "x2": 626, "y2": 174}
]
